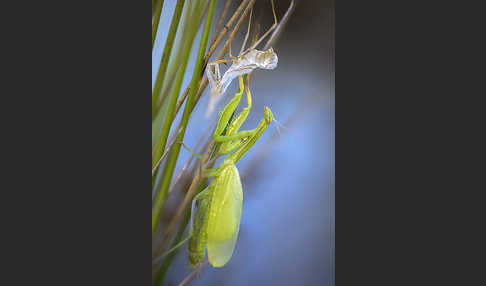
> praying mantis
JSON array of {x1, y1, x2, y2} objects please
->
[
  {"x1": 156, "y1": 0, "x2": 279, "y2": 269},
  {"x1": 189, "y1": 74, "x2": 274, "y2": 268},
  {"x1": 187, "y1": 0, "x2": 279, "y2": 268}
]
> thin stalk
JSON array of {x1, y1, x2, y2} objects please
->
[
  {"x1": 204, "y1": 0, "x2": 254, "y2": 67},
  {"x1": 152, "y1": 0, "x2": 217, "y2": 237},
  {"x1": 152, "y1": 0, "x2": 185, "y2": 119},
  {"x1": 209, "y1": 0, "x2": 232, "y2": 48},
  {"x1": 263, "y1": 0, "x2": 295, "y2": 50},
  {"x1": 177, "y1": 262, "x2": 208, "y2": 286},
  {"x1": 152, "y1": 0, "x2": 165, "y2": 49}
]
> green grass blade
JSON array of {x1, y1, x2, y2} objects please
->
[
  {"x1": 151, "y1": 0, "x2": 204, "y2": 170},
  {"x1": 152, "y1": 0, "x2": 165, "y2": 49},
  {"x1": 152, "y1": 0, "x2": 216, "y2": 237},
  {"x1": 152, "y1": 0, "x2": 185, "y2": 118}
]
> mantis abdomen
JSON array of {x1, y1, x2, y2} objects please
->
[{"x1": 188, "y1": 195, "x2": 210, "y2": 269}]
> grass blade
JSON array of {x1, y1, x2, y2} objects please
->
[
  {"x1": 152, "y1": 0, "x2": 165, "y2": 49},
  {"x1": 152, "y1": 0, "x2": 186, "y2": 118},
  {"x1": 152, "y1": 0, "x2": 216, "y2": 237},
  {"x1": 152, "y1": 0, "x2": 203, "y2": 170}
]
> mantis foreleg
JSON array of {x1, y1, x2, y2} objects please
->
[{"x1": 213, "y1": 76, "x2": 245, "y2": 137}]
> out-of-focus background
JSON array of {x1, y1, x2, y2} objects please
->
[{"x1": 153, "y1": 0, "x2": 334, "y2": 285}]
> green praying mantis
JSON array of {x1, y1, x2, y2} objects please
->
[
  {"x1": 155, "y1": 75, "x2": 275, "y2": 268},
  {"x1": 188, "y1": 74, "x2": 274, "y2": 268},
  {"x1": 158, "y1": 0, "x2": 280, "y2": 269},
  {"x1": 188, "y1": 0, "x2": 280, "y2": 269}
]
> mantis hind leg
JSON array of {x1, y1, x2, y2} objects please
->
[
  {"x1": 191, "y1": 186, "x2": 213, "y2": 231},
  {"x1": 179, "y1": 141, "x2": 204, "y2": 163}
]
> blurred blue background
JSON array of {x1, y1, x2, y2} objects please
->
[{"x1": 153, "y1": 0, "x2": 334, "y2": 285}]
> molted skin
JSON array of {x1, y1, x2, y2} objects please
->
[
  {"x1": 205, "y1": 48, "x2": 278, "y2": 116},
  {"x1": 219, "y1": 48, "x2": 278, "y2": 96}
]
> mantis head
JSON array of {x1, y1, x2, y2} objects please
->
[
  {"x1": 263, "y1": 106, "x2": 274, "y2": 125},
  {"x1": 206, "y1": 64, "x2": 224, "y2": 97},
  {"x1": 210, "y1": 83, "x2": 223, "y2": 98}
]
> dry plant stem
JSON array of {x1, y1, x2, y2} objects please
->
[
  {"x1": 209, "y1": 0, "x2": 232, "y2": 48},
  {"x1": 262, "y1": 0, "x2": 295, "y2": 50},
  {"x1": 177, "y1": 261, "x2": 209, "y2": 286}
]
